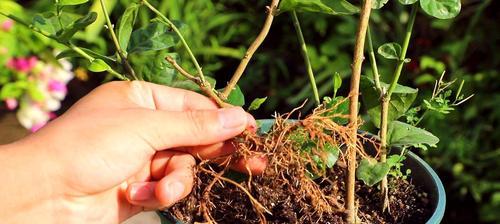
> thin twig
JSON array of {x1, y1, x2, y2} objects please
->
[
  {"x1": 346, "y1": 0, "x2": 373, "y2": 223},
  {"x1": 220, "y1": 0, "x2": 280, "y2": 99},
  {"x1": 165, "y1": 56, "x2": 230, "y2": 108},
  {"x1": 291, "y1": 10, "x2": 320, "y2": 105},
  {"x1": 98, "y1": 0, "x2": 137, "y2": 80},
  {"x1": 143, "y1": 0, "x2": 205, "y2": 83}
]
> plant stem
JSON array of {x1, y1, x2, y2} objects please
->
[
  {"x1": 165, "y1": 56, "x2": 230, "y2": 108},
  {"x1": 366, "y1": 25, "x2": 382, "y2": 92},
  {"x1": 220, "y1": 0, "x2": 280, "y2": 100},
  {"x1": 347, "y1": 0, "x2": 373, "y2": 222},
  {"x1": 379, "y1": 4, "x2": 418, "y2": 212},
  {"x1": 386, "y1": 5, "x2": 417, "y2": 98},
  {"x1": 143, "y1": 0, "x2": 205, "y2": 83},
  {"x1": 291, "y1": 10, "x2": 320, "y2": 106},
  {"x1": 98, "y1": 0, "x2": 137, "y2": 80}
]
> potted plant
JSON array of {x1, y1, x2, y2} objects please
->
[{"x1": 2, "y1": 0, "x2": 472, "y2": 223}]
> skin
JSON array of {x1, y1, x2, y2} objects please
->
[{"x1": 0, "y1": 81, "x2": 266, "y2": 224}]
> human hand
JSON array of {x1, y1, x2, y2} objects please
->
[{"x1": 2, "y1": 81, "x2": 265, "y2": 224}]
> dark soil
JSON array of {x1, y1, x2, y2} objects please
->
[
  {"x1": 163, "y1": 111, "x2": 432, "y2": 224},
  {"x1": 166, "y1": 166, "x2": 431, "y2": 224}
]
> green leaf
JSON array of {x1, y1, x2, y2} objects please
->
[
  {"x1": 117, "y1": 3, "x2": 140, "y2": 54},
  {"x1": 323, "y1": 142, "x2": 339, "y2": 168},
  {"x1": 279, "y1": 0, "x2": 359, "y2": 15},
  {"x1": 387, "y1": 121, "x2": 440, "y2": 148},
  {"x1": 248, "y1": 97, "x2": 267, "y2": 111},
  {"x1": 356, "y1": 158, "x2": 390, "y2": 187},
  {"x1": 378, "y1": 42, "x2": 402, "y2": 60},
  {"x1": 139, "y1": 52, "x2": 178, "y2": 86},
  {"x1": 322, "y1": 96, "x2": 350, "y2": 125},
  {"x1": 32, "y1": 13, "x2": 60, "y2": 36},
  {"x1": 58, "y1": 12, "x2": 98, "y2": 42},
  {"x1": 225, "y1": 85, "x2": 245, "y2": 107},
  {"x1": 0, "y1": 82, "x2": 25, "y2": 99},
  {"x1": 372, "y1": 0, "x2": 389, "y2": 9},
  {"x1": 127, "y1": 22, "x2": 179, "y2": 53},
  {"x1": 58, "y1": 0, "x2": 89, "y2": 6},
  {"x1": 332, "y1": 72, "x2": 342, "y2": 97},
  {"x1": 420, "y1": 0, "x2": 461, "y2": 19},
  {"x1": 88, "y1": 59, "x2": 110, "y2": 72},
  {"x1": 361, "y1": 77, "x2": 418, "y2": 127},
  {"x1": 398, "y1": 0, "x2": 419, "y2": 5}
]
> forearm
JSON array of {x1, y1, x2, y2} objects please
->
[{"x1": 0, "y1": 141, "x2": 61, "y2": 223}]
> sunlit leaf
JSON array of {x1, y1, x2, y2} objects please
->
[
  {"x1": 88, "y1": 59, "x2": 110, "y2": 72},
  {"x1": 420, "y1": 0, "x2": 461, "y2": 19},
  {"x1": 372, "y1": 0, "x2": 389, "y2": 9},
  {"x1": 248, "y1": 97, "x2": 267, "y2": 111},
  {"x1": 117, "y1": 3, "x2": 140, "y2": 54},
  {"x1": 58, "y1": 0, "x2": 89, "y2": 6},
  {"x1": 225, "y1": 85, "x2": 245, "y2": 107},
  {"x1": 361, "y1": 77, "x2": 418, "y2": 127},
  {"x1": 58, "y1": 12, "x2": 97, "y2": 42},
  {"x1": 398, "y1": 0, "x2": 418, "y2": 5},
  {"x1": 387, "y1": 121, "x2": 439, "y2": 148},
  {"x1": 357, "y1": 158, "x2": 390, "y2": 186},
  {"x1": 378, "y1": 42, "x2": 402, "y2": 60},
  {"x1": 279, "y1": 0, "x2": 359, "y2": 15}
]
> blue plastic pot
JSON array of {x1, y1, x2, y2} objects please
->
[{"x1": 159, "y1": 119, "x2": 446, "y2": 224}]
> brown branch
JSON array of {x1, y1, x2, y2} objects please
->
[
  {"x1": 220, "y1": 0, "x2": 280, "y2": 100},
  {"x1": 165, "y1": 56, "x2": 231, "y2": 108},
  {"x1": 346, "y1": 0, "x2": 373, "y2": 223}
]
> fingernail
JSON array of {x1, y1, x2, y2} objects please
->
[
  {"x1": 246, "y1": 113, "x2": 257, "y2": 132},
  {"x1": 165, "y1": 181, "x2": 185, "y2": 204},
  {"x1": 218, "y1": 107, "x2": 247, "y2": 129},
  {"x1": 129, "y1": 183, "x2": 154, "y2": 201}
]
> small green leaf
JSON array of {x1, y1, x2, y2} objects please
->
[
  {"x1": 323, "y1": 142, "x2": 339, "y2": 168},
  {"x1": 88, "y1": 59, "x2": 110, "y2": 72},
  {"x1": 398, "y1": 0, "x2": 418, "y2": 5},
  {"x1": 117, "y1": 3, "x2": 140, "y2": 54},
  {"x1": 420, "y1": 0, "x2": 461, "y2": 19},
  {"x1": 356, "y1": 158, "x2": 390, "y2": 186},
  {"x1": 127, "y1": 22, "x2": 179, "y2": 53},
  {"x1": 225, "y1": 85, "x2": 245, "y2": 107},
  {"x1": 322, "y1": 96, "x2": 350, "y2": 125},
  {"x1": 248, "y1": 97, "x2": 267, "y2": 111},
  {"x1": 279, "y1": 0, "x2": 359, "y2": 15},
  {"x1": 372, "y1": 0, "x2": 389, "y2": 9},
  {"x1": 58, "y1": 12, "x2": 98, "y2": 42},
  {"x1": 332, "y1": 72, "x2": 342, "y2": 97},
  {"x1": 404, "y1": 58, "x2": 411, "y2": 63},
  {"x1": 58, "y1": 0, "x2": 89, "y2": 6},
  {"x1": 378, "y1": 42, "x2": 402, "y2": 60},
  {"x1": 387, "y1": 121, "x2": 440, "y2": 148},
  {"x1": 361, "y1": 77, "x2": 418, "y2": 127}
]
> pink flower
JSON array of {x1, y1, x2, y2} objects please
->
[
  {"x1": 48, "y1": 79, "x2": 67, "y2": 93},
  {"x1": 30, "y1": 122, "x2": 46, "y2": 132},
  {"x1": 4, "y1": 98, "x2": 18, "y2": 110},
  {"x1": 1, "y1": 19, "x2": 14, "y2": 32},
  {"x1": 6, "y1": 56, "x2": 39, "y2": 73}
]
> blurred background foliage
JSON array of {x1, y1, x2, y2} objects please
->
[{"x1": 2, "y1": 0, "x2": 499, "y2": 223}]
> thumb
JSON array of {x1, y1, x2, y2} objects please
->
[{"x1": 135, "y1": 107, "x2": 252, "y2": 150}]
